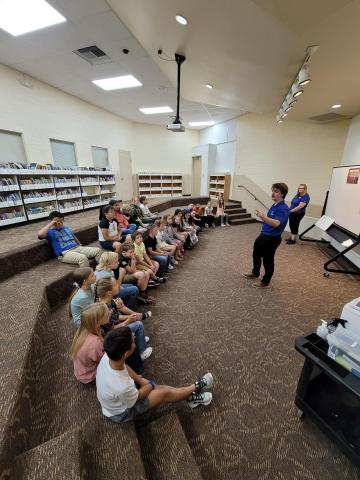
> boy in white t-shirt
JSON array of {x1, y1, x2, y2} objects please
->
[{"x1": 96, "y1": 328, "x2": 214, "y2": 423}]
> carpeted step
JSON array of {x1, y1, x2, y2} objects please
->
[
  {"x1": 12, "y1": 430, "x2": 86, "y2": 480},
  {"x1": 224, "y1": 203, "x2": 242, "y2": 210},
  {"x1": 82, "y1": 416, "x2": 147, "y2": 480},
  {"x1": 230, "y1": 218, "x2": 258, "y2": 225},
  {"x1": 227, "y1": 212, "x2": 251, "y2": 220},
  {"x1": 137, "y1": 411, "x2": 203, "y2": 480},
  {"x1": 0, "y1": 261, "x2": 75, "y2": 474}
]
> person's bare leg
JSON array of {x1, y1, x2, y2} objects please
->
[{"x1": 147, "y1": 384, "x2": 195, "y2": 409}]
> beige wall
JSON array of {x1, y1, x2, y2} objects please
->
[
  {"x1": 0, "y1": 64, "x2": 133, "y2": 170},
  {"x1": 234, "y1": 113, "x2": 350, "y2": 207},
  {"x1": 132, "y1": 122, "x2": 199, "y2": 173},
  {"x1": 341, "y1": 113, "x2": 360, "y2": 166}
]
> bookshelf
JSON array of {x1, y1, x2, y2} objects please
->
[
  {"x1": 137, "y1": 173, "x2": 183, "y2": 198},
  {"x1": 208, "y1": 173, "x2": 231, "y2": 201},
  {"x1": 0, "y1": 166, "x2": 116, "y2": 227}
]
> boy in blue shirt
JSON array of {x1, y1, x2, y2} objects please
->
[
  {"x1": 243, "y1": 183, "x2": 290, "y2": 288},
  {"x1": 38, "y1": 211, "x2": 102, "y2": 267}
]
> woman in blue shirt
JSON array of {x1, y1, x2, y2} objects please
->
[{"x1": 286, "y1": 184, "x2": 310, "y2": 244}]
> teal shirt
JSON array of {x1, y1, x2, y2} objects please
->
[{"x1": 70, "y1": 288, "x2": 94, "y2": 328}]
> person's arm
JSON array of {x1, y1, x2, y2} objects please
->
[
  {"x1": 100, "y1": 228, "x2": 115, "y2": 241},
  {"x1": 38, "y1": 219, "x2": 57, "y2": 239},
  {"x1": 143, "y1": 251, "x2": 153, "y2": 266},
  {"x1": 255, "y1": 210, "x2": 280, "y2": 228},
  {"x1": 147, "y1": 246, "x2": 164, "y2": 256},
  {"x1": 125, "y1": 255, "x2": 137, "y2": 274},
  {"x1": 290, "y1": 202, "x2": 306, "y2": 213},
  {"x1": 127, "y1": 365, "x2": 150, "y2": 387}
]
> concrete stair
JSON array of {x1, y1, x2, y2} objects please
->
[{"x1": 137, "y1": 411, "x2": 203, "y2": 480}]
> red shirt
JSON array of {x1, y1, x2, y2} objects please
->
[{"x1": 114, "y1": 211, "x2": 129, "y2": 228}]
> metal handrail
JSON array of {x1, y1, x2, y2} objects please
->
[{"x1": 237, "y1": 185, "x2": 269, "y2": 210}]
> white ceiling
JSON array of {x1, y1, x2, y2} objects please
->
[
  {"x1": 1, "y1": 0, "x2": 360, "y2": 127},
  {"x1": 0, "y1": 0, "x2": 243, "y2": 129}
]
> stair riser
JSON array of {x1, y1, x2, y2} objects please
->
[
  {"x1": 225, "y1": 208, "x2": 246, "y2": 214},
  {"x1": 227, "y1": 213, "x2": 251, "y2": 220},
  {"x1": 224, "y1": 204, "x2": 242, "y2": 210},
  {"x1": 230, "y1": 219, "x2": 258, "y2": 225}
]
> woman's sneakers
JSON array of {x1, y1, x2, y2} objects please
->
[{"x1": 187, "y1": 372, "x2": 214, "y2": 409}]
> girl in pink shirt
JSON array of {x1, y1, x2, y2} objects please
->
[{"x1": 70, "y1": 303, "x2": 110, "y2": 384}]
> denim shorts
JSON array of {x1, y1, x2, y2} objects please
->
[{"x1": 109, "y1": 398, "x2": 150, "y2": 423}]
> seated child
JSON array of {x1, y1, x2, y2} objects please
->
[
  {"x1": 163, "y1": 215, "x2": 184, "y2": 260},
  {"x1": 70, "y1": 267, "x2": 96, "y2": 328},
  {"x1": 155, "y1": 220, "x2": 177, "y2": 266},
  {"x1": 98, "y1": 205, "x2": 122, "y2": 252},
  {"x1": 70, "y1": 303, "x2": 108, "y2": 384},
  {"x1": 96, "y1": 327, "x2": 214, "y2": 423},
  {"x1": 204, "y1": 201, "x2": 216, "y2": 228},
  {"x1": 95, "y1": 278, "x2": 152, "y2": 361},
  {"x1": 38, "y1": 211, "x2": 101, "y2": 267},
  {"x1": 109, "y1": 199, "x2": 137, "y2": 238},
  {"x1": 139, "y1": 196, "x2": 160, "y2": 220},
  {"x1": 143, "y1": 224, "x2": 171, "y2": 278},
  {"x1": 133, "y1": 231, "x2": 165, "y2": 285},
  {"x1": 119, "y1": 242, "x2": 155, "y2": 304},
  {"x1": 95, "y1": 251, "x2": 139, "y2": 310}
]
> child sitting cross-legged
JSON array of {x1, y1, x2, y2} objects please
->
[
  {"x1": 95, "y1": 278, "x2": 152, "y2": 361},
  {"x1": 133, "y1": 231, "x2": 166, "y2": 285},
  {"x1": 95, "y1": 251, "x2": 140, "y2": 311},
  {"x1": 70, "y1": 303, "x2": 109, "y2": 384},
  {"x1": 96, "y1": 327, "x2": 214, "y2": 423},
  {"x1": 70, "y1": 267, "x2": 96, "y2": 329},
  {"x1": 119, "y1": 242, "x2": 155, "y2": 304}
]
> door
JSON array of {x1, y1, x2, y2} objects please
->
[
  {"x1": 117, "y1": 150, "x2": 133, "y2": 201},
  {"x1": 192, "y1": 156, "x2": 202, "y2": 196}
]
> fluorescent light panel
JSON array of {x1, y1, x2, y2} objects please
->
[
  {"x1": 0, "y1": 0, "x2": 66, "y2": 36},
  {"x1": 92, "y1": 75, "x2": 142, "y2": 91},
  {"x1": 332, "y1": 104, "x2": 342, "y2": 109},
  {"x1": 139, "y1": 106, "x2": 173, "y2": 114},
  {"x1": 189, "y1": 121, "x2": 215, "y2": 127}
]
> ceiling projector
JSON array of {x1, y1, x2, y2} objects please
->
[
  {"x1": 166, "y1": 53, "x2": 186, "y2": 132},
  {"x1": 167, "y1": 122, "x2": 185, "y2": 132}
]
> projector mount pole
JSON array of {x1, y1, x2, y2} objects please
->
[{"x1": 174, "y1": 53, "x2": 186, "y2": 124}]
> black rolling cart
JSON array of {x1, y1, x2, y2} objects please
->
[{"x1": 295, "y1": 330, "x2": 360, "y2": 467}]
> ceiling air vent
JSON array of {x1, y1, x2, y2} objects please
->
[
  {"x1": 308, "y1": 112, "x2": 347, "y2": 123},
  {"x1": 73, "y1": 45, "x2": 112, "y2": 65}
]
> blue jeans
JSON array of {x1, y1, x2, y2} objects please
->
[
  {"x1": 128, "y1": 321, "x2": 147, "y2": 353},
  {"x1": 118, "y1": 284, "x2": 139, "y2": 310},
  {"x1": 122, "y1": 224, "x2": 137, "y2": 237},
  {"x1": 152, "y1": 255, "x2": 170, "y2": 277}
]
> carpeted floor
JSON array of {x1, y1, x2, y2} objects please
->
[{"x1": 22, "y1": 223, "x2": 360, "y2": 479}]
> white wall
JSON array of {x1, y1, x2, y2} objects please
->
[
  {"x1": 132, "y1": 122, "x2": 199, "y2": 173},
  {"x1": 341, "y1": 113, "x2": 360, "y2": 166},
  {"x1": 0, "y1": 64, "x2": 133, "y2": 170},
  {"x1": 192, "y1": 144, "x2": 216, "y2": 195}
]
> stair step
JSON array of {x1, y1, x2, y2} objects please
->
[
  {"x1": 82, "y1": 417, "x2": 147, "y2": 480},
  {"x1": 225, "y1": 207, "x2": 246, "y2": 214},
  {"x1": 12, "y1": 430, "x2": 85, "y2": 480},
  {"x1": 227, "y1": 212, "x2": 251, "y2": 220},
  {"x1": 137, "y1": 411, "x2": 203, "y2": 480},
  {"x1": 224, "y1": 203, "x2": 242, "y2": 210},
  {"x1": 230, "y1": 218, "x2": 258, "y2": 225}
]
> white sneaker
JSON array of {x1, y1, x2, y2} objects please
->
[
  {"x1": 195, "y1": 372, "x2": 213, "y2": 392},
  {"x1": 140, "y1": 346, "x2": 152, "y2": 360},
  {"x1": 172, "y1": 259, "x2": 178, "y2": 265},
  {"x1": 221, "y1": 224, "x2": 225, "y2": 227},
  {"x1": 226, "y1": 223, "x2": 230, "y2": 227},
  {"x1": 168, "y1": 264, "x2": 174, "y2": 270},
  {"x1": 145, "y1": 336, "x2": 150, "y2": 343},
  {"x1": 187, "y1": 391, "x2": 213, "y2": 409}
]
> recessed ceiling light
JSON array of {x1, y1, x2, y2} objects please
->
[
  {"x1": 139, "y1": 106, "x2": 173, "y2": 115},
  {"x1": 189, "y1": 121, "x2": 215, "y2": 127},
  {"x1": 331, "y1": 104, "x2": 342, "y2": 109},
  {"x1": 0, "y1": 0, "x2": 66, "y2": 36},
  {"x1": 205, "y1": 83, "x2": 213, "y2": 89},
  {"x1": 92, "y1": 75, "x2": 142, "y2": 91},
  {"x1": 175, "y1": 15, "x2": 188, "y2": 25}
]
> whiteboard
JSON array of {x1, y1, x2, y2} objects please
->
[{"x1": 325, "y1": 165, "x2": 360, "y2": 236}]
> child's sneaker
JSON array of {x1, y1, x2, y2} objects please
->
[
  {"x1": 140, "y1": 347, "x2": 152, "y2": 361},
  {"x1": 145, "y1": 336, "x2": 150, "y2": 343},
  {"x1": 156, "y1": 276, "x2": 167, "y2": 283},
  {"x1": 187, "y1": 391, "x2": 212, "y2": 409},
  {"x1": 167, "y1": 264, "x2": 174, "y2": 270},
  {"x1": 195, "y1": 372, "x2": 213, "y2": 392},
  {"x1": 141, "y1": 311, "x2": 152, "y2": 320}
]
